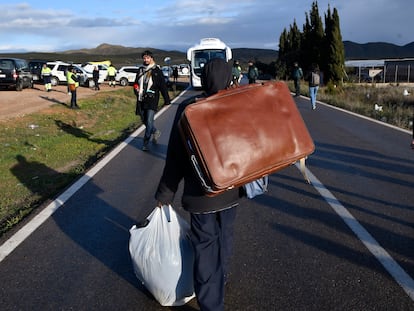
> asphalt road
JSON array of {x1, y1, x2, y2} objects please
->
[{"x1": 0, "y1": 84, "x2": 413, "y2": 311}]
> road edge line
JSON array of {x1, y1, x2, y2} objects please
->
[
  {"x1": 295, "y1": 163, "x2": 414, "y2": 302},
  {"x1": 0, "y1": 87, "x2": 191, "y2": 263}
]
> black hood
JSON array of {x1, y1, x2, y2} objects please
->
[{"x1": 201, "y1": 58, "x2": 232, "y2": 96}]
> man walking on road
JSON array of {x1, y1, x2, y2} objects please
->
[
  {"x1": 292, "y1": 62, "x2": 303, "y2": 97},
  {"x1": 133, "y1": 50, "x2": 171, "y2": 151},
  {"x1": 155, "y1": 58, "x2": 243, "y2": 311}
]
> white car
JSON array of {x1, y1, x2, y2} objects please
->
[
  {"x1": 46, "y1": 61, "x2": 95, "y2": 87},
  {"x1": 82, "y1": 63, "x2": 108, "y2": 82},
  {"x1": 115, "y1": 66, "x2": 140, "y2": 86}
]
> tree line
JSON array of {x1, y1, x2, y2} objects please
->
[{"x1": 276, "y1": 1, "x2": 345, "y2": 85}]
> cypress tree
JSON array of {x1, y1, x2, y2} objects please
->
[
  {"x1": 325, "y1": 7, "x2": 345, "y2": 83},
  {"x1": 276, "y1": 1, "x2": 345, "y2": 83}
]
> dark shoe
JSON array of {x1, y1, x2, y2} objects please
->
[{"x1": 142, "y1": 144, "x2": 149, "y2": 151}]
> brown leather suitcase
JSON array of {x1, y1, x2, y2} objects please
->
[{"x1": 179, "y1": 81, "x2": 315, "y2": 196}]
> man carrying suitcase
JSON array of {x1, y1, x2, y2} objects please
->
[{"x1": 155, "y1": 58, "x2": 243, "y2": 311}]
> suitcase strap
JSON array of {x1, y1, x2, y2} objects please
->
[
  {"x1": 190, "y1": 155, "x2": 212, "y2": 193},
  {"x1": 299, "y1": 157, "x2": 311, "y2": 184}
]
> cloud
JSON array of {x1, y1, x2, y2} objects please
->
[
  {"x1": 0, "y1": 0, "x2": 412, "y2": 53},
  {"x1": 67, "y1": 17, "x2": 141, "y2": 28}
]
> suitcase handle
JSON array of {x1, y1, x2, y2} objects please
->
[{"x1": 190, "y1": 155, "x2": 214, "y2": 193}]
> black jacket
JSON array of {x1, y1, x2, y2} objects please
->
[
  {"x1": 155, "y1": 58, "x2": 242, "y2": 214},
  {"x1": 134, "y1": 66, "x2": 170, "y2": 111}
]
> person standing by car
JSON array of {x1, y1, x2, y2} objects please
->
[
  {"x1": 231, "y1": 60, "x2": 242, "y2": 87},
  {"x1": 172, "y1": 66, "x2": 179, "y2": 83},
  {"x1": 66, "y1": 66, "x2": 80, "y2": 109},
  {"x1": 133, "y1": 50, "x2": 171, "y2": 151},
  {"x1": 247, "y1": 60, "x2": 259, "y2": 84},
  {"x1": 93, "y1": 66, "x2": 100, "y2": 90},
  {"x1": 41, "y1": 63, "x2": 52, "y2": 92},
  {"x1": 155, "y1": 58, "x2": 243, "y2": 311},
  {"x1": 107, "y1": 63, "x2": 117, "y2": 87}
]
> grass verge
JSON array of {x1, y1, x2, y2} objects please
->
[
  {"x1": 289, "y1": 81, "x2": 413, "y2": 131},
  {"x1": 0, "y1": 86, "x2": 182, "y2": 236}
]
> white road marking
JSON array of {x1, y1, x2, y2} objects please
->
[
  {"x1": 0, "y1": 89, "x2": 190, "y2": 262},
  {"x1": 296, "y1": 163, "x2": 414, "y2": 302}
]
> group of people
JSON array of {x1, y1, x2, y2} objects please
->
[
  {"x1": 231, "y1": 59, "x2": 259, "y2": 86},
  {"x1": 93, "y1": 62, "x2": 117, "y2": 90},
  {"x1": 292, "y1": 61, "x2": 321, "y2": 110}
]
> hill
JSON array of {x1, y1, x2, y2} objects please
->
[
  {"x1": 343, "y1": 41, "x2": 414, "y2": 59},
  {"x1": 0, "y1": 43, "x2": 278, "y2": 68},
  {"x1": 1, "y1": 41, "x2": 413, "y2": 69}
]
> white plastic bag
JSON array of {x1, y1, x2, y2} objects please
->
[
  {"x1": 243, "y1": 175, "x2": 269, "y2": 199},
  {"x1": 129, "y1": 205, "x2": 195, "y2": 306}
]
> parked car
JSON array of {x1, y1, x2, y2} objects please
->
[
  {"x1": 0, "y1": 58, "x2": 33, "y2": 91},
  {"x1": 115, "y1": 66, "x2": 140, "y2": 86},
  {"x1": 46, "y1": 61, "x2": 95, "y2": 87},
  {"x1": 28, "y1": 60, "x2": 48, "y2": 83}
]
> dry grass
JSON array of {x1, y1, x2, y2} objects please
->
[{"x1": 291, "y1": 81, "x2": 413, "y2": 131}]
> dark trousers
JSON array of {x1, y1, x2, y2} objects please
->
[
  {"x1": 70, "y1": 89, "x2": 77, "y2": 107},
  {"x1": 190, "y1": 207, "x2": 237, "y2": 311},
  {"x1": 93, "y1": 79, "x2": 100, "y2": 90},
  {"x1": 294, "y1": 79, "x2": 301, "y2": 96}
]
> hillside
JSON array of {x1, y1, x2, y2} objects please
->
[
  {"x1": 343, "y1": 41, "x2": 414, "y2": 59},
  {"x1": 0, "y1": 43, "x2": 278, "y2": 68}
]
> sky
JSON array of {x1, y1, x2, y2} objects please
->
[{"x1": 1, "y1": 0, "x2": 413, "y2": 53}]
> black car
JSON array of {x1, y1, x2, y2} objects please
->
[
  {"x1": 0, "y1": 58, "x2": 33, "y2": 91},
  {"x1": 28, "y1": 60, "x2": 48, "y2": 83}
]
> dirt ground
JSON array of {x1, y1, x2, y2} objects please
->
[
  {"x1": 0, "y1": 83, "x2": 120, "y2": 120},
  {"x1": 0, "y1": 77, "x2": 190, "y2": 121}
]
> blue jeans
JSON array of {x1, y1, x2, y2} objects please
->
[
  {"x1": 309, "y1": 85, "x2": 319, "y2": 108},
  {"x1": 190, "y1": 207, "x2": 237, "y2": 311},
  {"x1": 143, "y1": 109, "x2": 156, "y2": 143}
]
